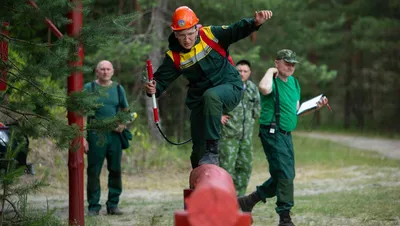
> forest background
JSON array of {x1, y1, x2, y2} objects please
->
[
  {"x1": 0, "y1": 0, "x2": 399, "y2": 225},
  {"x1": 2, "y1": 0, "x2": 399, "y2": 142}
]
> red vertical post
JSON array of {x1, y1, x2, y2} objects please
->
[
  {"x1": 0, "y1": 22, "x2": 9, "y2": 91},
  {"x1": 67, "y1": 0, "x2": 84, "y2": 225}
]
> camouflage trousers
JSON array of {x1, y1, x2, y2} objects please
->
[{"x1": 219, "y1": 137, "x2": 253, "y2": 196}]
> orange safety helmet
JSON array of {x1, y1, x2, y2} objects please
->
[{"x1": 170, "y1": 6, "x2": 199, "y2": 31}]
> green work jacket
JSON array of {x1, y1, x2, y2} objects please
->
[{"x1": 153, "y1": 18, "x2": 260, "y2": 110}]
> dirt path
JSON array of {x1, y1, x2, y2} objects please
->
[{"x1": 294, "y1": 131, "x2": 400, "y2": 159}]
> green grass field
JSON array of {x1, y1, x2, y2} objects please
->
[
  {"x1": 26, "y1": 134, "x2": 400, "y2": 226},
  {"x1": 248, "y1": 136, "x2": 400, "y2": 226}
]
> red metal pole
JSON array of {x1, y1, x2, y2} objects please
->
[
  {"x1": 67, "y1": 0, "x2": 84, "y2": 225},
  {"x1": 27, "y1": 0, "x2": 64, "y2": 38},
  {"x1": 0, "y1": 22, "x2": 9, "y2": 91}
]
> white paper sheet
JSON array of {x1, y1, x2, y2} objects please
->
[{"x1": 297, "y1": 94, "x2": 323, "y2": 115}]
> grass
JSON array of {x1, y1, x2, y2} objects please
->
[
  {"x1": 247, "y1": 135, "x2": 400, "y2": 226},
  {"x1": 296, "y1": 186, "x2": 400, "y2": 219},
  {"x1": 23, "y1": 133, "x2": 400, "y2": 226},
  {"x1": 296, "y1": 114, "x2": 400, "y2": 140},
  {"x1": 293, "y1": 136, "x2": 400, "y2": 168}
]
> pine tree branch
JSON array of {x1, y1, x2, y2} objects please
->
[
  {"x1": 4, "y1": 198, "x2": 21, "y2": 219},
  {"x1": 1, "y1": 58, "x2": 21, "y2": 74},
  {"x1": 6, "y1": 70, "x2": 66, "y2": 100},
  {"x1": 0, "y1": 77, "x2": 32, "y2": 96},
  {"x1": 0, "y1": 33, "x2": 49, "y2": 47},
  {"x1": 126, "y1": 9, "x2": 153, "y2": 27},
  {"x1": 123, "y1": 11, "x2": 158, "y2": 44},
  {"x1": 0, "y1": 106, "x2": 51, "y2": 122},
  {"x1": 0, "y1": 108, "x2": 19, "y2": 123}
]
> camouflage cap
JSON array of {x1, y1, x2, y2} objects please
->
[{"x1": 276, "y1": 49, "x2": 299, "y2": 64}]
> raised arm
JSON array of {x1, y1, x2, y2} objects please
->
[
  {"x1": 259, "y1": 67, "x2": 278, "y2": 95},
  {"x1": 211, "y1": 10, "x2": 273, "y2": 48}
]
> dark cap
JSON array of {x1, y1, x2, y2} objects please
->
[{"x1": 276, "y1": 49, "x2": 299, "y2": 64}]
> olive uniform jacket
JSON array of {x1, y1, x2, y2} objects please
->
[{"x1": 153, "y1": 18, "x2": 261, "y2": 110}]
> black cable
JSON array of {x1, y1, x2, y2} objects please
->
[
  {"x1": 155, "y1": 123, "x2": 192, "y2": 145},
  {"x1": 273, "y1": 77, "x2": 280, "y2": 128}
]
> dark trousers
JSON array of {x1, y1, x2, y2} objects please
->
[
  {"x1": 256, "y1": 126, "x2": 295, "y2": 214},
  {"x1": 189, "y1": 84, "x2": 242, "y2": 168},
  {"x1": 86, "y1": 131, "x2": 123, "y2": 211}
]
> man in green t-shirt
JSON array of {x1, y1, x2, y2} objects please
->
[
  {"x1": 83, "y1": 60, "x2": 129, "y2": 216},
  {"x1": 237, "y1": 50, "x2": 329, "y2": 226}
]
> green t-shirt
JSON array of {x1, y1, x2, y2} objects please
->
[
  {"x1": 259, "y1": 76, "x2": 300, "y2": 132},
  {"x1": 83, "y1": 82, "x2": 129, "y2": 120}
]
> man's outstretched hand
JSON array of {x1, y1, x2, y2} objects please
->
[{"x1": 254, "y1": 10, "x2": 273, "y2": 26}]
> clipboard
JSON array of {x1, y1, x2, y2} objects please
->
[{"x1": 297, "y1": 94, "x2": 323, "y2": 115}]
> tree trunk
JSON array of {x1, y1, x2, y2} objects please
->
[
  {"x1": 145, "y1": 0, "x2": 168, "y2": 142},
  {"x1": 343, "y1": 15, "x2": 353, "y2": 129},
  {"x1": 351, "y1": 50, "x2": 365, "y2": 129},
  {"x1": 308, "y1": 50, "x2": 321, "y2": 125},
  {"x1": 344, "y1": 60, "x2": 352, "y2": 129},
  {"x1": 118, "y1": 0, "x2": 124, "y2": 15}
]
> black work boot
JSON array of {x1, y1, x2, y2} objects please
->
[
  {"x1": 237, "y1": 191, "x2": 261, "y2": 212},
  {"x1": 87, "y1": 210, "x2": 99, "y2": 216},
  {"x1": 25, "y1": 164, "x2": 35, "y2": 175},
  {"x1": 278, "y1": 211, "x2": 295, "y2": 226},
  {"x1": 107, "y1": 207, "x2": 123, "y2": 215},
  {"x1": 198, "y1": 140, "x2": 219, "y2": 166}
]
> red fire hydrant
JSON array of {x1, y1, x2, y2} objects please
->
[{"x1": 174, "y1": 164, "x2": 251, "y2": 226}]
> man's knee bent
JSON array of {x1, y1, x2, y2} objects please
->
[{"x1": 202, "y1": 90, "x2": 222, "y2": 106}]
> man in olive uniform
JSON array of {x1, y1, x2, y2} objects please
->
[
  {"x1": 238, "y1": 50, "x2": 329, "y2": 226},
  {"x1": 84, "y1": 60, "x2": 129, "y2": 216},
  {"x1": 219, "y1": 60, "x2": 260, "y2": 196},
  {"x1": 144, "y1": 6, "x2": 273, "y2": 168}
]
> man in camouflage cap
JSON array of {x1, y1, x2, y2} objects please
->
[
  {"x1": 276, "y1": 49, "x2": 299, "y2": 64},
  {"x1": 219, "y1": 59, "x2": 260, "y2": 196},
  {"x1": 238, "y1": 49, "x2": 328, "y2": 226}
]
